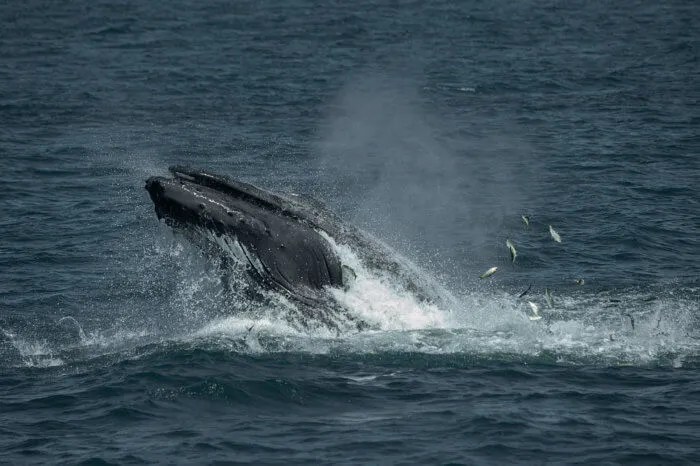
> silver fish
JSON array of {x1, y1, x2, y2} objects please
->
[
  {"x1": 518, "y1": 284, "x2": 532, "y2": 298},
  {"x1": 549, "y1": 225, "x2": 562, "y2": 243},
  {"x1": 527, "y1": 301, "x2": 542, "y2": 321},
  {"x1": 528, "y1": 301, "x2": 540, "y2": 315},
  {"x1": 506, "y1": 239, "x2": 517, "y2": 263},
  {"x1": 544, "y1": 288, "x2": 554, "y2": 308}
]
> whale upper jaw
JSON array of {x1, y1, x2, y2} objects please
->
[
  {"x1": 144, "y1": 167, "x2": 345, "y2": 307},
  {"x1": 145, "y1": 166, "x2": 276, "y2": 236}
]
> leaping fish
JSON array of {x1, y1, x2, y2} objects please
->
[
  {"x1": 549, "y1": 225, "x2": 561, "y2": 243},
  {"x1": 527, "y1": 301, "x2": 542, "y2": 320},
  {"x1": 518, "y1": 284, "x2": 533, "y2": 298},
  {"x1": 521, "y1": 215, "x2": 530, "y2": 227},
  {"x1": 506, "y1": 239, "x2": 517, "y2": 263},
  {"x1": 544, "y1": 288, "x2": 554, "y2": 308},
  {"x1": 480, "y1": 266, "x2": 498, "y2": 279}
]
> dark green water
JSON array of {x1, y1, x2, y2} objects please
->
[{"x1": 1, "y1": 0, "x2": 699, "y2": 463}]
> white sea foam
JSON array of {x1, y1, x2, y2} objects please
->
[
  {"x1": 324, "y1": 234, "x2": 447, "y2": 331},
  {"x1": 7, "y1": 228, "x2": 695, "y2": 370},
  {"x1": 180, "y1": 230, "x2": 699, "y2": 366},
  {"x1": 5, "y1": 336, "x2": 66, "y2": 368},
  {"x1": 148, "y1": 224, "x2": 697, "y2": 366}
]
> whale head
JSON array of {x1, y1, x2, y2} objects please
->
[{"x1": 145, "y1": 166, "x2": 344, "y2": 304}]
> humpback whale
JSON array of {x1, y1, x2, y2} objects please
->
[{"x1": 145, "y1": 166, "x2": 441, "y2": 329}]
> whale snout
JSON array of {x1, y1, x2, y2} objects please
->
[
  {"x1": 145, "y1": 176, "x2": 165, "y2": 198},
  {"x1": 145, "y1": 176, "x2": 196, "y2": 223}
]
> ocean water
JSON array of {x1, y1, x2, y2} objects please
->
[{"x1": 1, "y1": 0, "x2": 699, "y2": 463}]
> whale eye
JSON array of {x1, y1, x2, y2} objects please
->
[
  {"x1": 227, "y1": 211, "x2": 234, "y2": 216},
  {"x1": 198, "y1": 203, "x2": 206, "y2": 210}
]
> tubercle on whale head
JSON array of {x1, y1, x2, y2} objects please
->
[
  {"x1": 166, "y1": 166, "x2": 326, "y2": 230},
  {"x1": 168, "y1": 165, "x2": 289, "y2": 215},
  {"x1": 145, "y1": 175, "x2": 263, "y2": 237}
]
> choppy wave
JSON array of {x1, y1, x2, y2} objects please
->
[{"x1": 3, "y1": 229, "x2": 697, "y2": 371}]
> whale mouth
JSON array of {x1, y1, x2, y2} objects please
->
[{"x1": 144, "y1": 167, "x2": 346, "y2": 315}]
